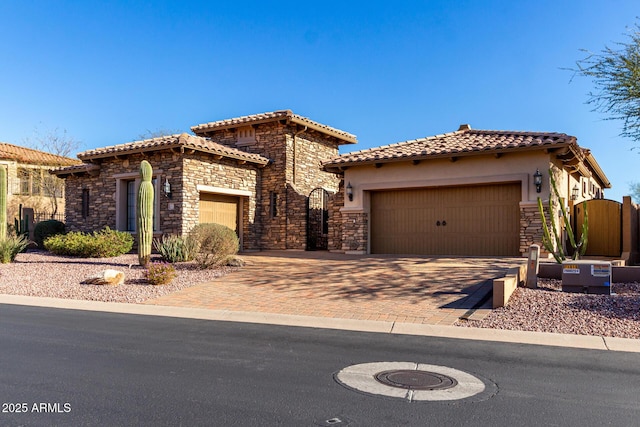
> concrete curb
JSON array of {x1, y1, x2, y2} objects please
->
[{"x1": 2, "y1": 294, "x2": 639, "y2": 353}]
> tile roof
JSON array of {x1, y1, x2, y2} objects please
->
[
  {"x1": 191, "y1": 110, "x2": 357, "y2": 144},
  {"x1": 0, "y1": 142, "x2": 81, "y2": 166},
  {"x1": 76, "y1": 133, "x2": 270, "y2": 165},
  {"x1": 323, "y1": 126, "x2": 577, "y2": 169}
]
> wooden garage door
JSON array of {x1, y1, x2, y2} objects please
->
[
  {"x1": 199, "y1": 193, "x2": 238, "y2": 232},
  {"x1": 370, "y1": 183, "x2": 521, "y2": 256}
]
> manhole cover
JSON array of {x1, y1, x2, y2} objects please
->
[
  {"x1": 374, "y1": 369, "x2": 457, "y2": 391},
  {"x1": 335, "y1": 362, "x2": 497, "y2": 402}
]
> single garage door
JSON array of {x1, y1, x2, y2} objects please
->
[
  {"x1": 370, "y1": 183, "x2": 520, "y2": 256},
  {"x1": 199, "y1": 193, "x2": 239, "y2": 232}
]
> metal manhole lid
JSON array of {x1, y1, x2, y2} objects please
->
[{"x1": 374, "y1": 369, "x2": 457, "y2": 391}]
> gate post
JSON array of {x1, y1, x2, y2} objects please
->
[
  {"x1": 525, "y1": 244, "x2": 540, "y2": 288},
  {"x1": 622, "y1": 196, "x2": 639, "y2": 265}
]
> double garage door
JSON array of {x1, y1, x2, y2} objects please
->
[{"x1": 370, "y1": 183, "x2": 520, "y2": 256}]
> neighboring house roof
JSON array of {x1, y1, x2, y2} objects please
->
[
  {"x1": 0, "y1": 142, "x2": 81, "y2": 166},
  {"x1": 191, "y1": 110, "x2": 358, "y2": 144},
  {"x1": 323, "y1": 124, "x2": 611, "y2": 188},
  {"x1": 75, "y1": 133, "x2": 270, "y2": 165}
]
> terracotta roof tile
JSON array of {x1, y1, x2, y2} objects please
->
[
  {"x1": 77, "y1": 133, "x2": 270, "y2": 165},
  {"x1": 0, "y1": 142, "x2": 81, "y2": 166},
  {"x1": 324, "y1": 127, "x2": 576, "y2": 168},
  {"x1": 191, "y1": 110, "x2": 357, "y2": 144}
]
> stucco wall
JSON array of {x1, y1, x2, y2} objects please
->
[{"x1": 340, "y1": 151, "x2": 557, "y2": 256}]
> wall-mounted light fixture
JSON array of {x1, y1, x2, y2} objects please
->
[
  {"x1": 163, "y1": 178, "x2": 172, "y2": 199},
  {"x1": 533, "y1": 169, "x2": 543, "y2": 193},
  {"x1": 571, "y1": 184, "x2": 579, "y2": 201},
  {"x1": 346, "y1": 182, "x2": 353, "y2": 202}
]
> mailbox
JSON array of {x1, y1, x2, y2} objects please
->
[{"x1": 561, "y1": 260, "x2": 612, "y2": 295}]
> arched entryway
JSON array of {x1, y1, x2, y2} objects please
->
[{"x1": 307, "y1": 188, "x2": 329, "y2": 250}]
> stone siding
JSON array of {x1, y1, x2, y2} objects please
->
[
  {"x1": 181, "y1": 154, "x2": 260, "y2": 250},
  {"x1": 64, "y1": 120, "x2": 344, "y2": 251},
  {"x1": 520, "y1": 202, "x2": 554, "y2": 257},
  {"x1": 199, "y1": 122, "x2": 341, "y2": 250},
  {"x1": 341, "y1": 211, "x2": 368, "y2": 253},
  {"x1": 64, "y1": 151, "x2": 262, "y2": 251},
  {"x1": 327, "y1": 180, "x2": 344, "y2": 251}
]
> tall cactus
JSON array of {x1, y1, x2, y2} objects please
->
[
  {"x1": 0, "y1": 166, "x2": 6, "y2": 239},
  {"x1": 537, "y1": 168, "x2": 588, "y2": 263},
  {"x1": 137, "y1": 160, "x2": 154, "y2": 266}
]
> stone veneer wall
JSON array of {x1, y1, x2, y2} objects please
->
[
  {"x1": 63, "y1": 150, "x2": 262, "y2": 251},
  {"x1": 520, "y1": 203, "x2": 554, "y2": 257},
  {"x1": 327, "y1": 180, "x2": 344, "y2": 251},
  {"x1": 341, "y1": 211, "x2": 368, "y2": 253},
  {"x1": 181, "y1": 154, "x2": 260, "y2": 250},
  {"x1": 199, "y1": 122, "x2": 341, "y2": 250}
]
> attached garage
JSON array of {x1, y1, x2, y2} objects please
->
[
  {"x1": 370, "y1": 183, "x2": 521, "y2": 256},
  {"x1": 199, "y1": 193, "x2": 239, "y2": 232}
]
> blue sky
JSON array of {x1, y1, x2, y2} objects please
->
[{"x1": 1, "y1": 1, "x2": 638, "y2": 200}]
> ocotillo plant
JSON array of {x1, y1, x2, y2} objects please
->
[
  {"x1": 0, "y1": 166, "x2": 6, "y2": 239},
  {"x1": 137, "y1": 160, "x2": 154, "y2": 266},
  {"x1": 537, "y1": 169, "x2": 588, "y2": 263}
]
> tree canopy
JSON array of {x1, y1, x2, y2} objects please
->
[{"x1": 573, "y1": 22, "x2": 640, "y2": 145}]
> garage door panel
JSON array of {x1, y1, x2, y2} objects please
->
[
  {"x1": 370, "y1": 184, "x2": 520, "y2": 256},
  {"x1": 199, "y1": 193, "x2": 239, "y2": 232}
]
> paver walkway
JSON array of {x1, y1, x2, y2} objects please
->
[{"x1": 146, "y1": 251, "x2": 523, "y2": 325}]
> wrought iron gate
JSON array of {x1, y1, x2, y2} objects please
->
[{"x1": 307, "y1": 188, "x2": 329, "y2": 250}]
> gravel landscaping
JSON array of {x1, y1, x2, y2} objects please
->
[
  {"x1": 0, "y1": 251, "x2": 232, "y2": 304},
  {"x1": 457, "y1": 279, "x2": 640, "y2": 339},
  {"x1": 2, "y1": 251, "x2": 640, "y2": 339}
]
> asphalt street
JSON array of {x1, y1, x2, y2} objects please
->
[{"x1": 1, "y1": 303, "x2": 639, "y2": 426}]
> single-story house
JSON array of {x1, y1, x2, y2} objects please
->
[
  {"x1": 0, "y1": 142, "x2": 80, "y2": 220},
  {"x1": 323, "y1": 124, "x2": 611, "y2": 256},
  {"x1": 53, "y1": 112, "x2": 610, "y2": 257},
  {"x1": 53, "y1": 110, "x2": 356, "y2": 251}
]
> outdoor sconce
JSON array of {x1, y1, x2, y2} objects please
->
[
  {"x1": 346, "y1": 182, "x2": 354, "y2": 201},
  {"x1": 533, "y1": 169, "x2": 543, "y2": 193},
  {"x1": 163, "y1": 178, "x2": 172, "y2": 199},
  {"x1": 571, "y1": 184, "x2": 579, "y2": 201}
]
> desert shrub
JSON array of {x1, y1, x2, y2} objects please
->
[
  {"x1": 153, "y1": 234, "x2": 198, "y2": 263},
  {"x1": 145, "y1": 261, "x2": 177, "y2": 285},
  {"x1": 188, "y1": 223, "x2": 239, "y2": 269},
  {"x1": 34, "y1": 219, "x2": 66, "y2": 248},
  {"x1": 44, "y1": 227, "x2": 133, "y2": 258},
  {"x1": 0, "y1": 234, "x2": 30, "y2": 263}
]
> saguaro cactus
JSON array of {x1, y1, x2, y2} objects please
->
[
  {"x1": 137, "y1": 160, "x2": 154, "y2": 266},
  {"x1": 0, "y1": 166, "x2": 6, "y2": 239}
]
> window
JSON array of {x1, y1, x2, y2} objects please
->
[
  {"x1": 14, "y1": 168, "x2": 55, "y2": 197},
  {"x1": 82, "y1": 189, "x2": 90, "y2": 219},
  {"x1": 17, "y1": 168, "x2": 30, "y2": 195},
  {"x1": 269, "y1": 191, "x2": 278, "y2": 218},
  {"x1": 127, "y1": 181, "x2": 136, "y2": 231},
  {"x1": 31, "y1": 170, "x2": 42, "y2": 196},
  {"x1": 116, "y1": 176, "x2": 159, "y2": 232}
]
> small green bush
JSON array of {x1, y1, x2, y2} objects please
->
[
  {"x1": 145, "y1": 261, "x2": 177, "y2": 285},
  {"x1": 0, "y1": 234, "x2": 30, "y2": 263},
  {"x1": 188, "y1": 223, "x2": 239, "y2": 269},
  {"x1": 44, "y1": 227, "x2": 133, "y2": 258},
  {"x1": 153, "y1": 234, "x2": 198, "y2": 263},
  {"x1": 34, "y1": 219, "x2": 66, "y2": 248}
]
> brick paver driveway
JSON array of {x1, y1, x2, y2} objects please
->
[{"x1": 146, "y1": 251, "x2": 523, "y2": 325}]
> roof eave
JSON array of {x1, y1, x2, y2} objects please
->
[
  {"x1": 192, "y1": 112, "x2": 357, "y2": 145},
  {"x1": 324, "y1": 142, "x2": 575, "y2": 170},
  {"x1": 78, "y1": 142, "x2": 270, "y2": 167}
]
